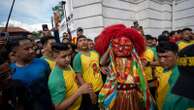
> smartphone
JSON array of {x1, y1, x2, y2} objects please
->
[{"x1": 42, "y1": 24, "x2": 49, "y2": 31}]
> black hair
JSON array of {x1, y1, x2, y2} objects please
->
[
  {"x1": 76, "y1": 27, "x2": 83, "y2": 32},
  {"x1": 70, "y1": 43, "x2": 77, "y2": 50},
  {"x1": 156, "y1": 41, "x2": 178, "y2": 54},
  {"x1": 40, "y1": 36, "x2": 55, "y2": 45},
  {"x1": 177, "y1": 29, "x2": 182, "y2": 34},
  {"x1": 60, "y1": 42, "x2": 77, "y2": 54},
  {"x1": 64, "y1": 42, "x2": 77, "y2": 50},
  {"x1": 133, "y1": 21, "x2": 138, "y2": 25},
  {"x1": 158, "y1": 34, "x2": 169, "y2": 43},
  {"x1": 169, "y1": 31, "x2": 176, "y2": 37},
  {"x1": 6, "y1": 36, "x2": 31, "y2": 52},
  {"x1": 36, "y1": 40, "x2": 40, "y2": 43},
  {"x1": 62, "y1": 37, "x2": 70, "y2": 42},
  {"x1": 145, "y1": 34, "x2": 154, "y2": 40},
  {"x1": 0, "y1": 36, "x2": 32, "y2": 64},
  {"x1": 153, "y1": 37, "x2": 157, "y2": 41},
  {"x1": 182, "y1": 28, "x2": 192, "y2": 32},
  {"x1": 162, "y1": 30, "x2": 169, "y2": 35},
  {"x1": 52, "y1": 43, "x2": 71, "y2": 52},
  {"x1": 77, "y1": 35, "x2": 87, "y2": 42},
  {"x1": 87, "y1": 38, "x2": 93, "y2": 41}
]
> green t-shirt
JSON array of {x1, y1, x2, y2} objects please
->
[
  {"x1": 73, "y1": 52, "x2": 82, "y2": 73},
  {"x1": 48, "y1": 66, "x2": 66, "y2": 105}
]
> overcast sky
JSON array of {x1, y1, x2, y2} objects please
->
[{"x1": 0, "y1": 0, "x2": 61, "y2": 31}]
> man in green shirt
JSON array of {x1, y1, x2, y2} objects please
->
[
  {"x1": 48, "y1": 43, "x2": 93, "y2": 110},
  {"x1": 73, "y1": 35, "x2": 103, "y2": 110}
]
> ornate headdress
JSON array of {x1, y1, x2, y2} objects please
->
[{"x1": 95, "y1": 24, "x2": 145, "y2": 56}]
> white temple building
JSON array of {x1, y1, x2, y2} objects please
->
[{"x1": 59, "y1": 0, "x2": 194, "y2": 39}]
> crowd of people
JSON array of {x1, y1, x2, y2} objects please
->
[{"x1": 0, "y1": 23, "x2": 194, "y2": 110}]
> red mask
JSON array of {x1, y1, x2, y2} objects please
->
[{"x1": 111, "y1": 37, "x2": 133, "y2": 57}]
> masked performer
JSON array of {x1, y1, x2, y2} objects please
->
[{"x1": 95, "y1": 24, "x2": 155, "y2": 110}]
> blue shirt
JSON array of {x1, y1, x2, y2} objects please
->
[
  {"x1": 11, "y1": 58, "x2": 50, "y2": 86},
  {"x1": 10, "y1": 58, "x2": 53, "y2": 110}
]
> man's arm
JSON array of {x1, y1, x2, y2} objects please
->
[
  {"x1": 55, "y1": 91, "x2": 80, "y2": 110},
  {"x1": 54, "y1": 83, "x2": 92, "y2": 110},
  {"x1": 76, "y1": 73, "x2": 85, "y2": 85},
  {"x1": 73, "y1": 53, "x2": 85, "y2": 85},
  {"x1": 72, "y1": 53, "x2": 97, "y2": 104}
]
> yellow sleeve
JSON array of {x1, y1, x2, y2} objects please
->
[{"x1": 143, "y1": 48, "x2": 154, "y2": 62}]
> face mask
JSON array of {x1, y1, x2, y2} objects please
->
[{"x1": 112, "y1": 37, "x2": 133, "y2": 57}]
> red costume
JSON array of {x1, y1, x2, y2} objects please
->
[{"x1": 95, "y1": 24, "x2": 156, "y2": 110}]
